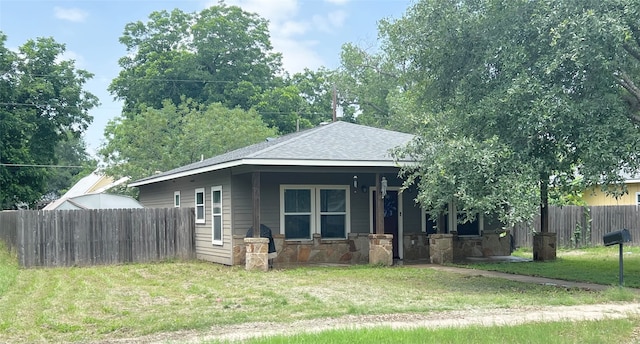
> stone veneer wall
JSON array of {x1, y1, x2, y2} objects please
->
[
  {"x1": 234, "y1": 233, "x2": 370, "y2": 266},
  {"x1": 430, "y1": 231, "x2": 513, "y2": 264},
  {"x1": 403, "y1": 233, "x2": 430, "y2": 261}
]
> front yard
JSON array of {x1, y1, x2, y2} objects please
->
[{"x1": 0, "y1": 243, "x2": 638, "y2": 343}]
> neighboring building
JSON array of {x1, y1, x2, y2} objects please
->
[
  {"x1": 129, "y1": 121, "x2": 509, "y2": 266},
  {"x1": 582, "y1": 173, "x2": 640, "y2": 206},
  {"x1": 44, "y1": 171, "x2": 141, "y2": 210}
]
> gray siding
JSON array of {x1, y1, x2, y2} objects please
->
[
  {"x1": 229, "y1": 171, "x2": 413, "y2": 237},
  {"x1": 138, "y1": 170, "x2": 233, "y2": 265}
]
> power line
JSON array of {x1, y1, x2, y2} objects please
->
[{"x1": 0, "y1": 163, "x2": 83, "y2": 168}]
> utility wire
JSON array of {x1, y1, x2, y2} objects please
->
[{"x1": 0, "y1": 163, "x2": 83, "y2": 168}]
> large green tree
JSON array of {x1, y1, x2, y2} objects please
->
[
  {"x1": 385, "y1": 0, "x2": 640, "y2": 234},
  {"x1": 109, "y1": 5, "x2": 282, "y2": 114},
  {"x1": 100, "y1": 99, "x2": 278, "y2": 182},
  {"x1": 0, "y1": 33, "x2": 98, "y2": 209}
]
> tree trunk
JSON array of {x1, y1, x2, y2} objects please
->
[{"x1": 540, "y1": 174, "x2": 549, "y2": 234}]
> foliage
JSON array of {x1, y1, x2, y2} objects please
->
[
  {"x1": 383, "y1": 0, "x2": 640, "y2": 228},
  {"x1": 0, "y1": 33, "x2": 98, "y2": 209},
  {"x1": 38, "y1": 133, "x2": 97, "y2": 207},
  {"x1": 100, "y1": 99, "x2": 277, "y2": 182},
  {"x1": 109, "y1": 5, "x2": 282, "y2": 114}
]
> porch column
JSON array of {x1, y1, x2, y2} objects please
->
[
  {"x1": 245, "y1": 171, "x2": 268, "y2": 271},
  {"x1": 252, "y1": 171, "x2": 260, "y2": 238},
  {"x1": 375, "y1": 173, "x2": 384, "y2": 235},
  {"x1": 370, "y1": 173, "x2": 392, "y2": 265}
]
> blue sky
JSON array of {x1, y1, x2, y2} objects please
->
[{"x1": 0, "y1": 0, "x2": 412, "y2": 155}]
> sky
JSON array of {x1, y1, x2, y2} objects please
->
[{"x1": 0, "y1": 0, "x2": 412, "y2": 156}]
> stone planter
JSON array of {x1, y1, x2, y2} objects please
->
[
  {"x1": 429, "y1": 233, "x2": 454, "y2": 264},
  {"x1": 244, "y1": 237, "x2": 269, "y2": 271},
  {"x1": 369, "y1": 234, "x2": 393, "y2": 266},
  {"x1": 533, "y1": 232, "x2": 557, "y2": 261}
]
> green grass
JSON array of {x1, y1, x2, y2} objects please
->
[
  {"x1": 0, "y1": 244, "x2": 638, "y2": 343},
  {"x1": 218, "y1": 318, "x2": 639, "y2": 344},
  {"x1": 462, "y1": 246, "x2": 640, "y2": 288},
  {"x1": 0, "y1": 242, "x2": 18, "y2": 296}
]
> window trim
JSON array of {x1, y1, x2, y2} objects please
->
[
  {"x1": 174, "y1": 191, "x2": 181, "y2": 208},
  {"x1": 195, "y1": 188, "x2": 205, "y2": 224},
  {"x1": 211, "y1": 186, "x2": 223, "y2": 245},
  {"x1": 280, "y1": 184, "x2": 351, "y2": 241}
]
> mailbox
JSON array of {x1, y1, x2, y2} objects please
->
[{"x1": 603, "y1": 229, "x2": 631, "y2": 246}]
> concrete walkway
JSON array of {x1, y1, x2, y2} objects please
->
[{"x1": 412, "y1": 264, "x2": 640, "y2": 293}]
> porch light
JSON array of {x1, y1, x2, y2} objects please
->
[
  {"x1": 381, "y1": 177, "x2": 388, "y2": 198},
  {"x1": 353, "y1": 175, "x2": 358, "y2": 192}
]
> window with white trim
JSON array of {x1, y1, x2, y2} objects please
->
[
  {"x1": 281, "y1": 185, "x2": 350, "y2": 240},
  {"x1": 195, "y1": 188, "x2": 205, "y2": 224},
  {"x1": 174, "y1": 191, "x2": 181, "y2": 208},
  {"x1": 636, "y1": 192, "x2": 640, "y2": 206},
  {"x1": 211, "y1": 186, "x2": 223, "y2": 245}
]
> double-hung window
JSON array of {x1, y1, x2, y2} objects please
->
[
  {"x1": 211, "y1": 186, "x2": 223, "y2": 245},
  {"x1": 195, "y1": 188, "x2": 205, "y2": 224},
  {"x1": 174, "y1": 191, "x2": 181, "y2": 208},
  {"x1": 281, "y1": 185, "x2": 349, "y2": 240}
]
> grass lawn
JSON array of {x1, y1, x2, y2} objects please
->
[
  {"x1": 217, "y1": 318, "x2": 639, "y2": 344},
  {"x1": 0, "y1": 242, "x2": 638, "y2": 343},
  {"x1": 461, "y1": 246, "x2": 640, "y2": 288}
]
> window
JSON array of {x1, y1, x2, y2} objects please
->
[
  {"x1": 195, "y1": 188, "x2": 205, "y2": 224},
  {"x1": 319, "y1": 189, "x2": 346, "y2": 238},
  {"x1": 211, "y1": 186, "x2": 223, "y2": 245},
  {"x1": 281, "y1": 185, "x2": 350, "y2": 240},
  {"x1": 636, "y1": 192, "x2": 640, "y2": 206},
  {"x1": 283, "y1": 188, "x2": 312, "y2": 240},
  {"x1": 174, "y1": 191, "x2": 181, "y2": 208}
]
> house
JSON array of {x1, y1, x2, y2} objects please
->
[
  {"x1": 44, "y1": 171, "x2": 142, "y2": 210},
  {"x1": 582, "y1": 172, "x2": 640, "y2": 206},
  {"x1": 129, "y1": 121, "x2": 509, "y2": 266}
]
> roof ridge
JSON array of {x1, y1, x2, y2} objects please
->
[{"x1": 245, "y1": 122, "x2": 335, "y2": 159}]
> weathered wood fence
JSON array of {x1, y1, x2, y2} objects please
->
[
  {"x1": 512, "y1": 205, "x2": 640, "y2": 248},
  {"x1": 0, "y1": 208, "x2": 195, "y2": 267}
]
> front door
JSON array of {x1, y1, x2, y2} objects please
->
[{"x1": 371, "y1": 189, "x2": 401, "y2": 259}]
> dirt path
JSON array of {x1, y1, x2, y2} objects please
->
[{"x1": 99, "y1": 302, "x2": 640, "y2": 343}]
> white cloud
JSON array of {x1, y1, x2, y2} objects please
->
[
  {"x1": 272, "y1": 37, "x2": 324, "y2": 74},
  {"x1": 224, "y1": 0, "x2": 298, "y2": 23},
  {"x1": 55, "y1": 50, "x2": 86, "y2": 68},
  {"x1": 312, "y1": 10, "x2": 347, "y2": 33},
  {"x1": 53, "y1": 7, "x2": 89, "y2": 23},
  {"x1": 206, "y1": 0, "x2": 350, "y2": 73}
]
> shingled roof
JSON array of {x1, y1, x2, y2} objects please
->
[{"x1": 129, "y1": 121, "x2": 415, "y2": 187}]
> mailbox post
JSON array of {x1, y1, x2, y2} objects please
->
[{"x1": 603, "y1": 229, "x2": 632, "y2": 287}]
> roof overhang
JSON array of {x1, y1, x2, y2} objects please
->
[{"x1": 128, "y1": 158, "x2": 415, "y2": 187}]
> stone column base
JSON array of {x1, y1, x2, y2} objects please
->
[
  {"x1": 369, "y1": 234, "x2": 393, "y2": 266},
  {"x1": 429, "y1": 234, "x2": 454, "y2": 264},
  {"x1": 245, "y1": 237, "x2": 269, "y2": 271},
  {"x1": 533, "y1": 232, "x2": 557, "y2": 261}
]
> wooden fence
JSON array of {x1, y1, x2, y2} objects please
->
[
  {"x1": 512, "y1": 205, "x2": 640, "y2": 249},
  {"x1": 0, "y1": 208, "x2": 195, "y2": 267}
]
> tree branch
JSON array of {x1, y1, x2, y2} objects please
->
[{"x1": 616, "y1": 69, "x2": 640, "y2": 124}]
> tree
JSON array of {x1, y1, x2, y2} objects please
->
[
  {"x1": 0, "y1": 33, "x2": 98, "y2": 209},
  {"x1": 100, "y1": 99, "x2": 278, "y2": 182},
  {"x1": 109, "y1": 5, "x2": 282, "y2": 115},
  {"x1": 385, "y1": 0, "x2": 640, "y2": 240},
  {"x1": 39, "y1": 134, "x2": 97, "y2": 208}
]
